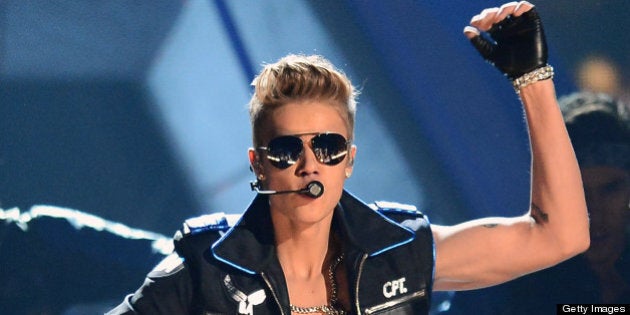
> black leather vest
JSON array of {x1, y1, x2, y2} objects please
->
[{"x1": 108, "y1": 190, "x2": 434, "y2": 315}]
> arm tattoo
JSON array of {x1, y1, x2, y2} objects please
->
[
  {"x1": 530, "y1": 203, "x2": 549, "y2": 224},
  {"x1": 483, "y1": 223, "x2": 498, "y2": 228}
]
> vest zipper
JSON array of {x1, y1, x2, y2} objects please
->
[
  {"x1": 363, "y1": 289, "x2": 426, "y2": 314},
  {"x1": 353, "y1": 253, "x2": 369, "y2": 314},
  {"x1": 261, "y1": 272, "x2": 286, "y2": 315}
]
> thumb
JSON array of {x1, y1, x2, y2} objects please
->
[
  {"x1": 467, "y1": 30, "x2": 495, "y2": 61},
  {"x1": 463, "y1": 26, "x2": 479, "y2": 39}
]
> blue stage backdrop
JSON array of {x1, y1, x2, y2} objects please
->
[{"x1": 1, "y1": 1, "x2": 628, "y2": 313}]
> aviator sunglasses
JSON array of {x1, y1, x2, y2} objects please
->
[{"x1": 257, "y1": 132, "x2": 350, "y2": 169}]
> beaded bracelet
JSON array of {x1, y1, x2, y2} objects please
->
[{"x1": 512, "y1": 65, "x2": 554, "y2": 93}]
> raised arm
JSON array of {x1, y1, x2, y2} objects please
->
[{"x1": 432, "y1": 1, "x2": 589, "y2": 291}]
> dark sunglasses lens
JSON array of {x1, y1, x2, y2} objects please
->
[
  {"x1": 312, "y1": 133, "x2": 348, "y2": 165},
  {"x1": 266, "y1": 136, "x2": 303, "y2": 169}
]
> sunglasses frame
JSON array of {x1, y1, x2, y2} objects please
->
[{"x1": 257, "y1": 132, "x2": 351, "y2": 169}]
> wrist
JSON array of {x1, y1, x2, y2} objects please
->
[{"x1": 512, "y1": 65, "x2": 554, "y2": 93}]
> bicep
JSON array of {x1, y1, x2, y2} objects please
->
[{"x1": 431, "y1": 215, "x2": 559, "y2": 291}]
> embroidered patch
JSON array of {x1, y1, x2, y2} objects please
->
[
  {"x1": 383, "y1": 277, "x2": 408, "y2": 298},
  {"x1": 223, "y1": 275, "x2": 266, "y2": 315}
]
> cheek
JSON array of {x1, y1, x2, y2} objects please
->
[
  {"x1": 321, "y1": 169, "x2": 348, "y2": 200},
  {"x1": 261, "y1": 166, "x2": 293, "y2": 189},
  {"x1": 322, "y1": 181, "x2": 345, "y2": 211},
  {"x1": 329, "y1": 166, "x2": 349, "y2": 185}
]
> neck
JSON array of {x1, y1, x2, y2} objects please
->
[
  {"x1": 273, "y1": 216, "x2": 342, "y2": 310},
  {"x1": 274, "y1": 219, "x2": 337, "y2": 279}
]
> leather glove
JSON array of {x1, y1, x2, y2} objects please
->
[{"x1": 469, "y1": 8, "x2": 548, "y2": 80}]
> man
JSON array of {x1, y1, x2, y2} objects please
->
[{"x1": 108, "y1": 2, "x2": 589, "y2": 314}]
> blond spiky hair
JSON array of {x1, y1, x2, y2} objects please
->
[{"x1": 248, "y1": 54, "x2": 358, "y2": 146}]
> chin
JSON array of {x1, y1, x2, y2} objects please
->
[
  {"x1": 285, "y1": 210, "x2": 333, "y2": 227},
  {"x1": 295, "y1": 199, "x2": 335, "y2": 219}
]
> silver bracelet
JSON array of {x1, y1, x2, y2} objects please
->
[{"x1": 512, "y1": 65, "x2": 554, "y2": 92}]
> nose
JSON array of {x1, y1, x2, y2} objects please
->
[{"x1": 295, "y1": 142, "x2": 319, "y2": 176}]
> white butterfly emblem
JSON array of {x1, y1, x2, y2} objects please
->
[{"x1": 223, "y1": 275, "x2": 267, "y2": 315}]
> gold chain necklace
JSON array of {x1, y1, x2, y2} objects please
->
[{"x1": 289, "y1": 253, "x2": 346, "y2": 315}]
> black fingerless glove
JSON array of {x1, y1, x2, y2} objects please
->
[{"x1": 470, "y1": 8, "x2": 548, "y2": 80}]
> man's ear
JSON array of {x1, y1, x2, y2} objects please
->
[
  {"x1": 349, "y1": 144, "x2": 357, "y2": 165},
  {"x1": 248, "y1": 148, "x2": 261, "y2": 174},
  {"x1": 345, "y1": 145, "x2": 357, "y2": 178}
]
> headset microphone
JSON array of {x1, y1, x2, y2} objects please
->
[{"x1": 250, "y1": 180, "x2": 324, "y2": 199}]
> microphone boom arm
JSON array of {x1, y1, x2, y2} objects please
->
[{"x1": 250, "y1": 180, "x2": 324, "y2": 199}]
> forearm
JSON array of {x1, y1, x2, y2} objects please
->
[{"x1": 519, "y1": 79, "x2": 590, "y2": 255}]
